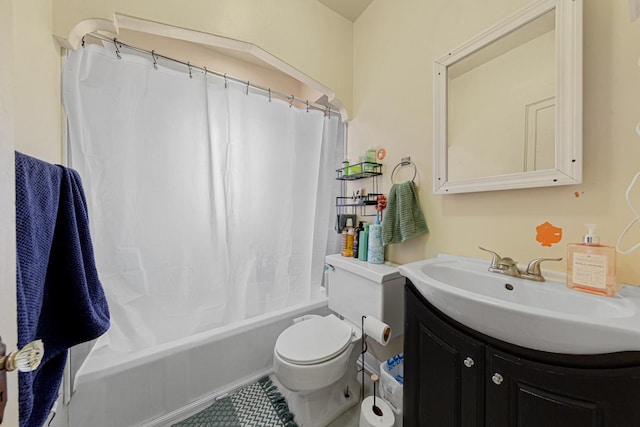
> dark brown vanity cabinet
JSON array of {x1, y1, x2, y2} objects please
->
[{"x1": 404, "y1": 281, "x2": 640, "y2": 427}]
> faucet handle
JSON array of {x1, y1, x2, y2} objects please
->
[
  {"x1": 478, "y1": 246, "x2": 505, "y2": 269},
  {"x1": 526, "y1": 257, "x2": 563, "y2": 276},
  {"x1": 499, "y1": 257, "x2": 517, "y2": 268}
]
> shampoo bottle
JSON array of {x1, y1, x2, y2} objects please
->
[
  {"x1": 358, "y1": 224, "x2": 370, "y2": 261},
  {"x1": 342, "y1": 218, "x2": 354, "y2": 257},
  {"x1": 566, "y1": 224, "x2": 618, "y2": 297},
  {"x1": 368, "y1": 216, "x2": 384, "y2": 264},
  {"x1": 353, "y1": 221, "x2": 364, "y2": 258}
]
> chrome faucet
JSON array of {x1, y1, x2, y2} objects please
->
[{"x1": 478, "y1": 246, "x2": 562, "y2": 282}]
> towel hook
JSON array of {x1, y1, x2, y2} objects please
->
[{"x1": 391, "y1": 156, "x2": 417, "y2": 184}]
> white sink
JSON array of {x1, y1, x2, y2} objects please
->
[{"x1": 399, "y1": 254, "x2": 640, "y2": 354}]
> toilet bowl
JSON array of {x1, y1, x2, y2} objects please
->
[
  {"x1": 273, "y1": 254, "x2": 406, "y2": 427},
  {"x1": 273, "y1": 314, "x2": 360, "y2": 393},
  {"x1": 273, "y1": 314, "x2": 361, "y2": 427}
]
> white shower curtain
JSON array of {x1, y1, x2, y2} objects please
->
[{"x1": 62, "y1": 44, "x2": 341, "y2": 352}]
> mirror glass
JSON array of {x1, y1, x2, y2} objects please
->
[{"x1": 433, "y1": 0, "x2": 582, "y2": 194}]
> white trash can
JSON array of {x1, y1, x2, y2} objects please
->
[{"x1": 380, "y1": 353, "x2": 403, "y2": 426}]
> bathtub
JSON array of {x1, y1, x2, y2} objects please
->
[{"x1": 67, "y1": 298, "x2": 329, "y2": 427}]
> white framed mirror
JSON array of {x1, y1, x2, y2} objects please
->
[{"x1": 433, "y1": 0, "x2": 582, "y2": 194}]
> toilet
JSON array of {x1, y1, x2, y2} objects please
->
[{"x1": 273, "y1": 254, "x2": 405, "y2": 427}]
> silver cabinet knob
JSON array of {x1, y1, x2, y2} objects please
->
[
  {"x1": 492, "y1": 373, "x2": 504, "y2": 385},
  {"x1": 463, "y1": 357, "x2": 475, "y2": 368}
]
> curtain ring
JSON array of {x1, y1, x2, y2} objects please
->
[
  {"x1": 187, "y1": 62, "x2": 192, "y2": 79},
  {"x1": 268, "y1": 88, "x2": 272, "y2": 102},
  {"x1": 81, "y1": 36, "x2": 85, "y2": 48},
  {"x1": 289, "y1": 95, "x2": 294, "y2": 108},
  {"x1": 151, "y1": 50, "x2": 158, "y2": 70},
  {"x1": 246, "y1": 81, "x2": 250, "y2": 95},
  {"x1": 113, "y1": 38, "x2": 121, "y2": 60},
  {"x1": 306, "y1": 100, "x2": 309, "y2": 113},
  {"x1": 204, "y1": 66, "x2": 208, "y2": 77},
  {"x1": 223, "y1": 73, "x2": 227, "y2": 88}
]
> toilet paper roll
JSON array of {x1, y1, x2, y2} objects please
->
[
  {"x1": 359, "y1": 396, "x2": 395, "y2": 427},
  {"x1": 363, "y1": 316, "x2": 391, "y2": 346}
]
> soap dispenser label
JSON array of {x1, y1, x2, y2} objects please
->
[{"x1": 572, "y1": 253, "x2": 607, "y2": 289}]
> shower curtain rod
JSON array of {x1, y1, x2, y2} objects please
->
[{"x1": 86, "y1": 33, "x2": 340, "y2": 116}]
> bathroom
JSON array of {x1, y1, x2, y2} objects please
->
[{"x1": 3, "y1": 0, "x2": 640, "y2": 426}]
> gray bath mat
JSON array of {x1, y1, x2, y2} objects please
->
[{"x1": 173, "y1": 376, "x2": 298, "y2": 427}]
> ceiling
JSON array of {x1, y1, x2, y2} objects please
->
[{"x1": 318, "y1": 0, "x2": 373, "y2": 22}]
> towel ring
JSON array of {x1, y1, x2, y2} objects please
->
[{"x1": 391, "y1": 157, "x2": 417, "y2": 184}]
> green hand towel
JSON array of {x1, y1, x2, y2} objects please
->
[{"x1": 382, "y1": 181, "x2": 428, "y2": 245}]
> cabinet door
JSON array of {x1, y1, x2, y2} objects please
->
[
  {"x1": 486, "y1": 348, "x2": 640, "y2": 427},
  {"x1": 405, "y1": 286, "x2": 485, "y2": 427}
]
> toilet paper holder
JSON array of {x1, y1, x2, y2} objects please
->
[{"x1": 359, "y1": 315, "x2": 391, "y2": 400}]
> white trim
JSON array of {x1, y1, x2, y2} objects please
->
[
  {"x1": 56, "y1": 14, "x2": 349, "y2": 121},
  {"x1": 433, "y1": 0, "x2": 582, "y2": 194}
]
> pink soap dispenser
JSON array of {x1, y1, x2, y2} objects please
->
[{"x1": 566, "y1": 224, "x2": 618, "y2": 297}]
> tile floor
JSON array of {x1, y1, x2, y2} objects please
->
[
  {"x1": 272, "y1": 375, "x2": 399, "y2": 427},
  {"x1": 326, "y1": 404, "x2": 361, "y2": 427}
]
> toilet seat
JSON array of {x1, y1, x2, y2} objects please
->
[{"x1": 275, "y1": 314, "x2": 353, "y2": 365}]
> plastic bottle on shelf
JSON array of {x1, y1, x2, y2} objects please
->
[
  {"x1": 364, "y1": 147, "x2": 377, "y2": 172},
  {"x1": 353, "y1": 221, "x2": 364, "y2": 258},
  {"x1": 358, "y1": 224, "x2": 370, "y2": 261},
  {"x1": 341, "y1": 225, "x2": 348, "y2": 256},
  {"x1": 367, "y1": 215, "x2": 384, "y2": 264},
  {"x1": 342, "y1": 160, "x2": 350, "y2": 177},
  {"x1": 342, "y1": 218, "x2": 354, "y2": 257}
]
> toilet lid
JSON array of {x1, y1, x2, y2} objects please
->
[{"x1": 276, "y1": 314, "x2": 353, "y2": 365}]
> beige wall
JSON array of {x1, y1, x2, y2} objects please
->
[
  {"x1": 0, "y1": 0, "x2": 18, "y2": 423},
  {"x1": 52, "y1": 0, "x2": 354, "y2": 115},
  {"x1": 14, "y1": 0, "x2": 62, "y2": 162},
  {"x1": 2, "y1": 0, "x2": 61, "y2": 420},
  {"x1": 110, "y1": 29, "x2": 320, "y2": 106},
  {"x1": 2, "y1": 0, "x2": 62, "y2": 422},
  {"x1": 351, "y1": 0, "x2": 640, "y2": 285}
]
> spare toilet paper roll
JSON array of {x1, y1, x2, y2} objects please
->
[
  {"x1": 359, "y1": 396, "x2": 395, "y2": 427},
  {"x1": 363, "y1": 316, "x2": 391, "y2": 346}
]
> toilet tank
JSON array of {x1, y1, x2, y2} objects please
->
[{"x1": 325, "y1": 254, "x2": 405, "y2": 339}]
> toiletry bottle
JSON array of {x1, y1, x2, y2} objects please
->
[
  {"x1": 342, "y1": 218, "x2": 354, "y2": 257},
  {"x1": 368, "y1": 216, "x2": 384, "y2": 264},
  {"x1": 364, "y1": 147, "x2": 377, "y2": 172},
  {"x1": 353, "y1": 221, "x2": 364, "y2": 258},
  {"x1": 566, "y1": 224, "x2": 618, "y2": 296},
  {"x1": 342, "y1": 160, "x2": 350, "y2": 177},
  {"x1": 340, "y1": 226, "x2": 348, "y2": 257},
  {"x1": 359, "y1": 224, "x2": 369, "y2": 261}
]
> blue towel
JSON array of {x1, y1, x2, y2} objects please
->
[{"x1": 15, "y1": 151, "x2": 110, "y2": 427}]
